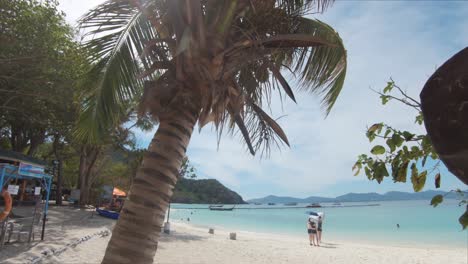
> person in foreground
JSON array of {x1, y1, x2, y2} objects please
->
[
  {"x1": 0, "y1": 185, "x2": 12, "y2": 221},
  {"x1": 317, "y1": 216, "x2": 323, "y2": 243},
  {"x1": 307, "y1": 218, "x2": 319, "y2": 246}
]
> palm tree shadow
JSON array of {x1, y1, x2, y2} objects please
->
[
  {"x1": 159, "y1": 231, "x2": 206, "y2": 243},
  {"x1": 318, "y1": 242, "x2": 339, "y2": 249},
  {"x1": 318, "y1": 244, "x2": 337, "y2": 249}
]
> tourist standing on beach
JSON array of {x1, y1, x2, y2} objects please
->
[
  {"x1": 317, "y1": 216, "x2": 323, "y2": 243},
  {"x1": 0, "y1": 185, "x2": 12, "y2": 221},
  {"x1": 307, "y1": 219, "x2": 318, "y2": 246}
]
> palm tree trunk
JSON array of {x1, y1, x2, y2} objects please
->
[{"x1": 101, "y1": 107, "x2": 198, "y2": 264}]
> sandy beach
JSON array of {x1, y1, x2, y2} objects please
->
[{"x1": 1, "y1": 207, "x2": 466, "y2": 264}]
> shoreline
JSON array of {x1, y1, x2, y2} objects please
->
[
  {"x1": 1, "y1": 207, "x2": 466, "y2": 264},
  {"x1": 171, "y1": 220, "x2": 467, "y2": 250}
]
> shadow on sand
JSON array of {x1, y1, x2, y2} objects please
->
[
  {"x1": 318, "y1": 242, "x2": 339, "y2": 249},
  {"x1": 0, "y1": 206, "x2": 113, "y2": 263}
]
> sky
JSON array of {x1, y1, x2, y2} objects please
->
[{"x1": 58, "y1": 1, "x2": 468, "y2": 200}]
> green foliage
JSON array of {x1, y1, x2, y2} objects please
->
[
  {"x1": 430, "y1": 195, "x2": 443, "y2": 207},
  {"x1": 76, "y1": 0, "x2": 347, "y2": 158},
  {"x1": 0, "y1": 0, "x2": 88, "y2": 155},
  {"x1": 354, "y1": 80, "x2": 438, "y2": 191},
  {"x1": 354, "y1": 79, "x2": 467, "y2": 228},
  {"x1": 459, "y1": 210, "x2": 468, "y2": 230},
  {"x1": 172, "y1": 178, "x2": 245, "y2": 204},
  {"x1": 370, "y1": 145, "x2": 385, "y2": 155}
]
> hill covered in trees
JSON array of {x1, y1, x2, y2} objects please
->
[{"x1": 172, "y1": 178, "x2": 246, "y2": 204}]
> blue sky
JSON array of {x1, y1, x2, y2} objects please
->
[{"x1": 60, "y1": 1, "x2": 468, "y2": 200}]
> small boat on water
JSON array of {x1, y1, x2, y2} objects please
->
[
  {"x1": 284, "y1": 202, "x2": 298, "y2": 206},
  {"x1": 209, "y1": 205, "x2": 224, "y2": 207},
  {"x1": 306, "y1": 203, "x2": 322, "y2": 208},
  {"x1": 209, "y1": 205, "x2": 235, "y2": 211},
  {"x1": 267, "y1": 203, "x2": 276, "y2": 205},
  {"x1": 96, "y1": 208, "x2": 120, "y2": 219}
]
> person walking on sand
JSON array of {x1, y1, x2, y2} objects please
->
[
  {"x1": 317, "y1": 216, "x2": 323, "y2": 243},
  {"x1": 307, "y1": 218, "x2": 318, "y2": 246},
  {"x1": 0, "y1": 185, "x2": 12, "y2": 221}
]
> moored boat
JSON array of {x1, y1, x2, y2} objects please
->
[
  {"x1": 96, "y1": 208, "x2": 120, "y2": 219},
  {"x1": 306, "y1": 203, "x2": 322, "y2": 208},
  {"x1": 209, "y1": 205, "x2": 235, "y2": 211}
]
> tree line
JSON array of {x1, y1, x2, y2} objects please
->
[{"x1": 0, "y1": 0, "x2": 149, "y2": 205}]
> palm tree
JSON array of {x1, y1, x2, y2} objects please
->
[
  {"x1": 77, "y1": 0, "x2": 347, "y2": 263},
  {"x1": 420, "y1": 47, "x2": 468, "y2": 185}
]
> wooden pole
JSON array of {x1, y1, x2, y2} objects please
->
[{"x1": 55, "y1": 160, "x2": 62, "y2": 205}]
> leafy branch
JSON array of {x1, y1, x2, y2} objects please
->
[{"x1": 353, "y1": 79, "x2": 467, "y2": 229}]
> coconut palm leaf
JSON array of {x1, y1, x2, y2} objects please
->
[
  {"x1": 74, "y1": 0, "x2": 159, "y2": 143},
  {"x1": 287, "y1": 17, "x2": 347, "y2": 114}
]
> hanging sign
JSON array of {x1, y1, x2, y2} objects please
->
[
  {"x1": 7, "y1": 185, "x2": 19, "y2": 195},
  {"x1": 18, "y1": 162, "x2": 45, "y2": 177},
  {"x1": 34, "y1": 187, "x2": 41, "y2": 195}
]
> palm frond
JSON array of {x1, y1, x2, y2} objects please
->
[
  {"x1": 275, "y1": 0, "x2": 333, "y2": 14},
  {"x1": 287, "y1": 18, "x2": 347, "y2": 115},
  {"x1": 74, "y1": 0, "x2": 158, "y2": 143},
  {"x1": 241, "y1": 102, "x2": 290, "y2": 157}
]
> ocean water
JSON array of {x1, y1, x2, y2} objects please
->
[{"x1": 169, "y1": 200, "x2": 467, "y2": 248}]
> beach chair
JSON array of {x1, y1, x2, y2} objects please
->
[
  {"x1": 3, "y1": 207, "x2": 43, "y2": 244},
  {"x1": 0, "y1": 219, "x2": 14, "y2": 249}
]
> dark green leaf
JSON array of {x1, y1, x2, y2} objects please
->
[
  {"x1": 421, "y1": 136, "x2": 432, "y2": 152},
  {"x1": 402, "y1": 131, "x2": 414, "y2": 141},
  {"x1": 367, "y1": 131, "x2": 376, "y2": 142},
  {"x1": 430, "y1": 195, "x2": 443, "y2": 207},
  {"x1": 384, "y1": 129, "x2": 392, "y2": 138},
  {"x1": 383, "y1": 81, "x2": 394, "y2": 93},
  {"x1": 371, "y1": 145, "x2": 386, "y2": 155},
  {"x1": 411, "y1": 165, "x2": 426, "y2": 192},
  {"x1": 435, "y1": 173, "x2": 441, "y2": 188},
  {"x1": 386, "y1": 138, "x2": 396, "y2": 152},
  {"x1": 422, "y1": 155, "x2": 428, "y2": 167},
  {"x1": 380, "y1": 95, "x2": 390, "y2": 105},
  {"x1": 364, "y1": 166, "x2": 372, "y2": 180},
  {"x1": 352, "y1": 162, "x2": 362, "y2": 176},
  {"x1": 415, "y1": 113, "x2": 424, "y2": 125},
  {"x1": 392, "y1": 134, "x2": 404, "y2": 147},
  {"x1": 395, "y1": 160, "x2": 408, "y2": 183},
  {"x1": 368, "y1": 123, "x2": 382, "y2": 133},
  {"x1": 459, "y1": 210, "x2": 468, "y2": 230},
  {"x1": 373, "y1": 162, "x2": 389, "y2": 183}
]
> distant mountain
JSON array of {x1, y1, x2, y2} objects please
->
[
  {"x1": 172, "y1": 178, "x2": 246, "y2": 204},
  {"x1": 247, "y1": 190, "x2": 460, "y2": 204},
  {"x1": 303, "y1": 196, "x2": 336, "y2": 203}
]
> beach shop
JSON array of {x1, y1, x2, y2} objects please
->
[{"x1": 0, "y1": 150, "x2": 53, "y2": 248}]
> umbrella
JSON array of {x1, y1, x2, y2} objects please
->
[{"x1": 113, "y1": 187, "x2": 126, "y2": 197}]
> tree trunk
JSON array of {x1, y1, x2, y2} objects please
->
[
  {"x1": 77, "y1": 145, "x2": 101, "y2": 206},
  {"x1": 101, "y1": 107, "x2": 198, "y2": 264},
  {"x1": 78, "y1": 147, "x2": 87, "y2": 204},
  {"x1": 56, "y1": 159, "x2": 63, "y2": 205}
]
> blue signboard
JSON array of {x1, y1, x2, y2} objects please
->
[{"x1": 18, "y1": 162, "x2": 45, "y2": 177}]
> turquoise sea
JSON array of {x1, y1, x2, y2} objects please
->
[{"x1": 170, "y1": 200, "x2": 467, "y2": 248}]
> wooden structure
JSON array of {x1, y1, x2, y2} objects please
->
[{"x1": 0, "y1": 150, "x2": 53, "y2": 247}]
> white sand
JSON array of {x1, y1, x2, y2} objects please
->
[{"x1": 1, "y1": 207, "x2": 466, "y2": 264}]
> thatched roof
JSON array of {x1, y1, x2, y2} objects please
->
[{"x1": 420, "y1": 47, "x2": 468, "y2": 185}]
